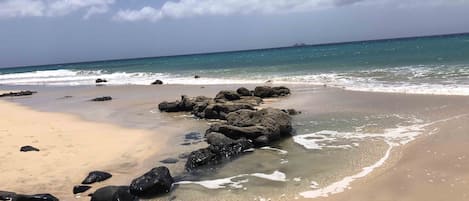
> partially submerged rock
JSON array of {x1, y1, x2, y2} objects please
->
[
  {"x1": 151, "y1": 80, "x2": 163, "y2": 85},
  {"x1": 158, "y1": 95, "x2": 195, "y2": 112},
  {"x1": 95, "y1": 79, "x2": 107, "y2": 84},
  {"x1": 0, "y1": 191, "x2": 59, "y2": 201},
  {"x1": 91, "y1": 96, "x2": 112, "y2": 102},
  {"x1": 91, "y1": 186, "x2": 137, "y2": 201},
  {"x1": 185, "y1": 138, "x2": 254, "y2": 171},
  {"x1": 82, "y1": 171, "x2": 112, "y2": 184},
  {"x1": 129, "y1": 167, "x2": 174, "y2": 197},
  {"x1": 73, "y1": 185, "x2": 92, "y2": 194},
  {"x1": 0, "y1": 91, "x2": 37, "y2": 98},
  {"x1": 20, "y1": 145, "x2": 40, "y2": 152}
]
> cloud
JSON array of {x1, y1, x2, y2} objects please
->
[
  {"x1": 113, "y1": 0, "x2": 369, "y2": 22},
  {"x1": 0, "y1": 0, "x2": 114, "y2": 19}
]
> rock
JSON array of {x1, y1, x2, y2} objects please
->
[
  {"x1": 0, "y1": 192, "x2": 60, "y2": 201},
  {"x1": 158, "y1": 95, "x2": 195, "y2": 112},
  {"x1": 151, "y1": 80, "x2": 163, "y2": 85},
  {"x1": 91, "y1": 96, "x2": 112, "y2": 102},
  {"x1": 160, "y1": 158, "x2": 179, "y2": 164},
  {"x1": 194, "y1": 75, "x2": 200, "y2": 79},
  {"x1": 283, "y1": 109, "x2": 301, "y2": 115},
  {"x1": 236, "y1": 87, "x2": 252, "y2": 96},
  {"x1": 82, "y1": 171, "x2": 112, "y2": 184},
  {"x1": 20, "y1": 145, "x2": 40, "y2": 152},
  {"x1": 73, "y1": 185, "x2": 92, "y2": 194},
  {"x1": 233, "y1": 96, "x2": 263, "y2": 106},
  {"x1": 185, "y1": 138, "x2": 254, "y2": 171},
  {"x1": 253, "y1": 86, "x2": 290, "y2": 98},
  {"x1": 207, "y1": 108, "x2": 292, "y2": 146},
  {"x1": 129, "y1": 166, "x2": 174, "y2": 197},
  {"x1": 206, "y1": 132, "x2": 235, "y2": 146},
  {"x1": 91, "y1": 186, "x2": 137, "y2": 201},
  {"x1": 95, "y1": 79, "x2": 107, "y2": 83},
  {"x1": 194, "y1": 103, "x2": 255, "y2": 120},
  {"x1": 178, "y1": 152, "x2": 190, "y2": 159},
  {"x1": 0, "y1": 91, "x2": 37, "y2": 98},
  {"x1": 214, "y1": 90, "x2": 241, "y2": 101}
]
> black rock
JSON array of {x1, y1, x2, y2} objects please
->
[
  {"x1": 129, "y1": 166, "x2": 174, "y2": 197},
  {"x1": 20, "y1": 145, "x2": 40, "y2": 152},
  {"x1": 91, "y1": 96, "x2": 112, "y2": 102},
  {"x1": 194, "y1": 75, "x2": 200, "y2": 79},
  {"x1": 214, "y1": 90, "x2": 241, "y2": 101},
  {"x1": 160, "y1": 158, "x2": 179, "y2": 164},
  {"x1": 0, "y1": 191, "x2": 17, "y2": 201},
  {"x1": 206, "y1": 132, "x2": 235, "y2": 146},
  {"x1": 82, "y1": 171, "x2": 112, "y2": 184},
  {"x1": 95, "y1": 79, "x2": 107, "y2": 83},
  {"x1": 91, "y1": 186, "x2": 137, "y2": 201},
  {"x1": 73, "y1": 185, "x2": 92, "y2": 194},
  {"x1": 151, "y1": 80, "x2": 163, "y2": 85},
  {"x1": 158, "y1": 95, "x2": 195, "y2": 112},
  {"x1": 0, "y1": 91, "x2": 37, "y2": 98},
  {"x1": 236, "y1": 87, "x2": 252, "y2": 96},
  {"x1": 15, "y1": 193, "x2": 59, "y2": 201},
  {"x1": 185, "y1": 138, "x2": 253, "y2": 171}
]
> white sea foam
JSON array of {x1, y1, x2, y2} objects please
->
[
  {"x1": 260, "y1": 146, "x2": 288, "y2": 155},
  {"x1": 175, "y1": 170, "x2": 286, "y2": 189},
  {"x1": 297, "y1": 114, "x2": 468, "y2": 198}
]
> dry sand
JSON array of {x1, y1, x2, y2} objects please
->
[{"x1": 0, "y1": 99, "x2": 168, "y2": 200}]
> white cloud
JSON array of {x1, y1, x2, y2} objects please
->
[
  {"x1": 113, "y1": 0, "x2": 469, "y2": 22},
  {"x1": 0, "y1": 0, "x2": 114, "y2": 19},
  {"x1": 113, "y1": 0, "x2": 371, "y2": 22}
]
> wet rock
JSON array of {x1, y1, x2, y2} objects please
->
[
  {"x1": 236, "y1": 87, "x2": 252, "y2": 96},
  {"x1": 206, "y1": 132, "x2": 235, "y2": 146},
  {"x1": 194, "y1": 75, "x2": 200, "y2": 79},
  {"x1": 0, "y1": 91, "x2": 37, "y2": 98},
  {"x1": 151, "y1": 80, "x2": 163, "y2": 85},
  {"x1": 91, "y1": 96, "x2": 112, "y2": 102},
  {"x1": 178, "y1": 152, "x2": 190, "y2": 159},
  {"x1": 184, "y1": 132, "x2": 202, "y2": 140},
  {"x1": 158, "y1": 95, "x2": 195, "y2": 112},
  {"x1": 95, "y1": 79, "x2": 107, "y2": 83},
  {"x1": 160, "y1": 158, "x2": 179, "y2": 164},
  {"x1": 185, "y1": 138, "x2": 254, "y2": 171},
  {"x1": 91, "y1": 186, "x2": 137, "y2": 201},
  {"x1": 1, "y1": 192, "x2": 60, "y2": 201},
  {"x1": 20, "y1": 145, "x2": 40, "y2": 152},
  {"x1": 194, "y1": 103, "x2": 255, "y2": 120},
  {"x1": 214, "y1": 90, "x2": 241, "y2": 101},
  {"x1": 180, "y1": 142, "x2": 191, "y2": 146},
  {"x1": 129, "y1": 166, "x2": 174, "y2": 197},
  {"x1": 283, "y1": 109, "x2": 301, "y2": 115},
  {"x1": 82, "y1": 171, "x2": 112, "y2": 184},
  {"x1": 232, "y1": 96, "x2": 263, "y2": 106},
  {"x1": 253, "y1": 86, "x2": 290, "y2": 98},
  {"x1": 73, "y1": 185, "x2": 92, "y2": 194}
]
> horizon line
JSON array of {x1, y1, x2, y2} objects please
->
[{"x1": 2, "y1": 31, "x2": 468, "y2": 70}]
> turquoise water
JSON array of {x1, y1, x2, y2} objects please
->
[{"x1": 1, "y1": 33, "x2": 469, "y2": 95}]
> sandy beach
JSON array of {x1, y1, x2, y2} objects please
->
[{"x1": 0, "y1": 98, "x2": 169, "y2": 200}]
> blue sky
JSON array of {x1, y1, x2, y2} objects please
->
[{"x1": 1, "y1": 0, "x2": 469, "y2": 68}]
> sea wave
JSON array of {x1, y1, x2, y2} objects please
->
[{"x1": 1, "y1": 65, "x2": 469, "y2": 96}]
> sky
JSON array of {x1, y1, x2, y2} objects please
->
[{"x1": 1, "y1": 0, "x2": 469, "y2": 68}]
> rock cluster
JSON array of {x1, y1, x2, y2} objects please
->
[
  {"x1": 0, "y1": 191, "x2": 59, "y2": 201},
  {"x1": 0, "y1": 91, "x2": 37, "y2": 98}
]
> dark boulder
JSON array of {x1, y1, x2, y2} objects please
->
[
  {"x1": 253, "y1": 86, "x2": 290, "y2": 98},
  {"x1": 185, "y1": 138, "x2": 253, "y2": 171},
  {"x1": 0, "y1": 191, "x2": 16, "y2": 201},
  {"x1": 91, "y1": 96, "x2": 112, "y2": 102},
  {"x1": 158, "y1": 95, "x2": 195, "y2": 112},
  {"x1": 206, "y1": 132, "x2": 235, "y2": 146},
  {"x1": 214, "y1": 90, "x2": 241, "y2": 101},
  {"x1": 20, "y1": 145, "x2": 40, "y2": 152},
  {"x1": 194, "y1": 103, "x2": 255, "y2": 120},
  {"x1": 95, "y1": 79, "x2": 107, "y2": 83},
  {"x1": 151, "y1": 80, "x2": 163, "y2": 85},
  {"x1": 194, "y1": 75, "x2": 200, "y2": 79},
  {"x1": 129, "y1": 167, "x2": 174, "y2": 197},
  {"x1": 91, "y1": 186, "x2": 137, "y2": 201},
  {"x1": 73, "y1": 185, "x2": 92, "y2": 194},
  {"x1": 160, "y1": 158, "x2": 179, "y2": 164},
  {"x1": 2, "y1": 193, "x2": 60, "y2": 201},
  {"x1": 236, "y1": 87, "x2": 252, "y2": 96},
  {"x1": 82, "y1": 171, "x2": 112, "y2": 184},
  {"x1": 0, "y1": 91, "x2": 37, "y2": 98},
  {"x1": 184, "y1": 132, "x2": 202, "y2": 140}
]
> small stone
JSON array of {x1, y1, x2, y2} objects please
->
[
  {"x1": 73, "y1": 185, "x2": 92, "y2": 194},
  {"x1": 82, "y1": 171, "x2": 112, "y2": 184},
  {"x1": 20, "y1": 145, "x2": 40, "y2": 152},
  {"x1": 160, "y1": 158, "x2": 179, "y2": 164}
]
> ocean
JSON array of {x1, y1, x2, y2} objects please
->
[{"x1": 1, "y1": 33, "x2": 469, "y2": 95}]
